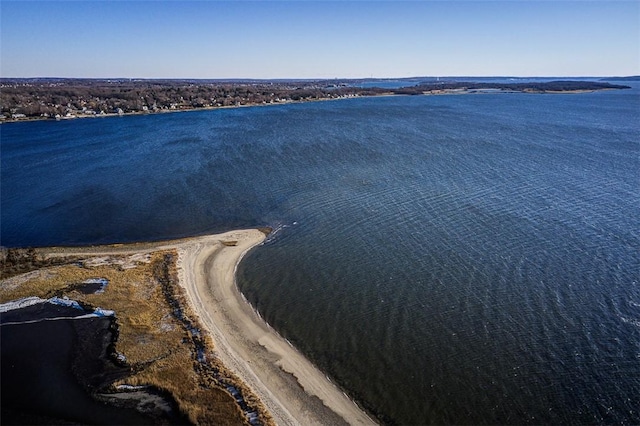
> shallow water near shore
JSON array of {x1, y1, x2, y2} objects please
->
[{"x1": 2, "y1": 83, "x2": 639, "y2": 424}]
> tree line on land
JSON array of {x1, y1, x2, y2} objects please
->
[
  {"x1": 0, "y1": 247, "x2": 73, "y2": 279},
  {"x1": 1, "y1": 79, "x2": 629, "y2": 120},
  {"x1": 0, "y1": 79, "x2": 384, "y2": 119},
  {"x1": 394, "y1": 80, "x2": 630, "y2": 94}
]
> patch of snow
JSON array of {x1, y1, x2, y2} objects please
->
[
  {"x1": 82, "y1": 278, "x2": 109, "y2": 293},
  {"x1": 94, "y1": 307, "x2": 115, "y2": 317},
  {"x1": 0, "y1": 296, "x2": 47, "y2": 313},
  {"x1": 49, "y1": 296, "x2": 84, "y2": 311},
  {"x1": 0, "y1": 296, "x2": 114, "y2": 320},
  {"x1": 116, "y1": 384, "x2": 148, "y2": 391}
]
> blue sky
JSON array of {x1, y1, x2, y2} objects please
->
[{"x1": 1, "y1": 1, "x2": 638, "y2": 79}]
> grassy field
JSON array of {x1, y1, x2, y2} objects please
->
[{"x1": 0, "y1": 248, "x2": 273, "y2": 425}]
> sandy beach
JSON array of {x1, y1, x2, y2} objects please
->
[
  {"x1": 176, "y1": 230, "x2": 375, "y2": 425},
  {"x1": 35, "y1": 230, "x2": 375, "y2": 425}
]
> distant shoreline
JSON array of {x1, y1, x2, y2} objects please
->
[
  {"x1": 0, "y1": 95, "x2": 366, "y2": 124},
  {"x1": 1, "y1": 79, "x2": 630, "y2": 124}
]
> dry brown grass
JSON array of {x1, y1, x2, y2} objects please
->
[{"x1": 0, "y1": 249, "x2": 274, "y2": 426}]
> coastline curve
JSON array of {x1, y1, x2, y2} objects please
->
[{"x1": 177, "y1": 229, "x2": 376, "y2": 425}]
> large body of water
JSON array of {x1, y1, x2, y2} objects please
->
[{"x1": 2, "y1": 84, "x2": 639, "y2": 424}]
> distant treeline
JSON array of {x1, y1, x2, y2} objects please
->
[
  {"x1": 0, "y1": 78, "x2": 629, "y2": 120},
  {"x1": 600, "y1": 76, "x2": 640, "y2": 81},
  {"x1": 0, "y1": 79, "x2": 382, "y2": 118},
  {"x1": 394, "y1": 80, "x2": 631, "y2": 94}
]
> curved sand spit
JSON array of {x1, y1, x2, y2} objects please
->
[
  {"x1": 176, "y1": 230, "x2": 376, "y2": 426},
  {"x1": 44, "y1": 230, "x2": 375, "y2": 424}
]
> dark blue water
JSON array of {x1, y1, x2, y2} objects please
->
[{"x1": 2, "y1": 85, "x2": 639, "y2": 424}]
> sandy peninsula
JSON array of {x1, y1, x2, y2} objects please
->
[
  {"x1": 1, "y1": 230, "x2": 376, "y2": 425},
  {"x1": 176, "y1": 230, "x2": 375, "y2": 425}
]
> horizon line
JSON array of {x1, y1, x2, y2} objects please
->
[{"x1": 2, "y1": 75, "x2": 639, "y2": 81}]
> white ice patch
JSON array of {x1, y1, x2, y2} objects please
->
[
  {"x1": 82, "y1": 278, "x2": 109, "y2": 293},
  {"x1": 49, "y1": 296, "x2": 84, "y2": 311},
  {"x1": 0, "y1": 296, "x2": 48, "y2": 313},
  {"x1": 94, "y1": 307, "x2": 115, "y2": 317},
  {"x1": 116, "y1": 384, "x2": 147, "y2": 391},
  {"x1": 0, "y1": 295, "x2": 114, "y2": 319}
]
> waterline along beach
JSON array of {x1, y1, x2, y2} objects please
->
[
  {"x1": 1, "y1": 230, "x2": 375, "y2": 425},
  {"x1": 2, "y1": 81, "x2": 640, "y2": 424},
  {"x1": 2, "y1": 1, "x2": 639, "y2": 423},
  {"x1": 175, "y1": 230, "x2": 374, "y2": 425}
]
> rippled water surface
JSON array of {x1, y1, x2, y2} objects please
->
[{"x1": 2, "y1": 85, "x2": 639, "y2": 424}]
